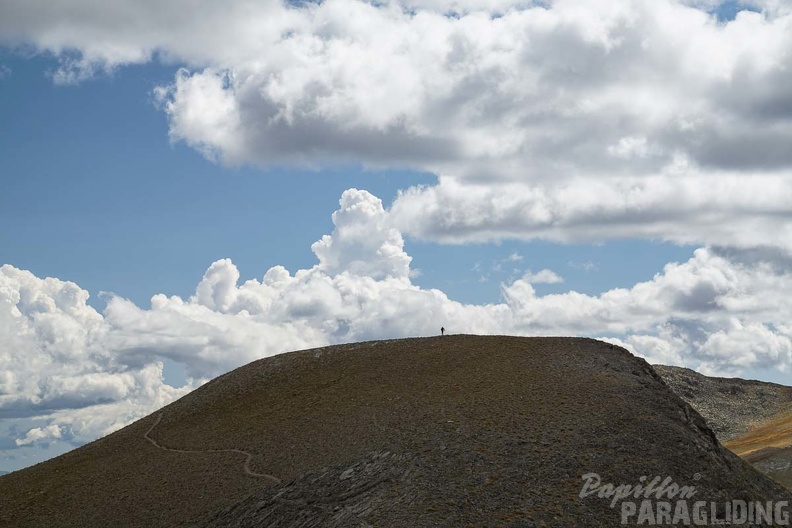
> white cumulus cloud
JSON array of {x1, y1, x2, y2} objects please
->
[
  {"x1": 0, "y1": 264, "x2": 195, "y2": 456},
  {"x1": 2, "y1": 0, "x2": 792, "y2": 248},
  {"x1": 15, "y1": 424, "x2": 62, "y2": 447},
  {"x1": 521, "y1": 269, "x2": 564, "y2": 284}
]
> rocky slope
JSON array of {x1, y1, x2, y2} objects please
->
[
  {"x1": 2, "y1": 336, "x2": 790, "y2": 527},
  {"x1": 654, "y1": 365, "x2": 792, "y2": 442},
  {"x1": 655, "y1": 365, "x2": 792, "y2": 491}
]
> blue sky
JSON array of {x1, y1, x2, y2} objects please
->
[
  {"x1": 1, "y1": 52, "x2": 696, "y2": 311},
  {"x1": 1, "y1": 0, "x2": 791, "y2": 472}
]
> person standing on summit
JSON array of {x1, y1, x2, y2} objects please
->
[{"x1": 441, "y1": 327, "x2": 445, "y2": 336}]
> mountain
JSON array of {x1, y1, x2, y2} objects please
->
[
  {"x1": 656, "y1": 365, "x2": 792, "y2": 491},
  {"x1": 1, "y1": 336, "x2": 789, "y2": 527}
]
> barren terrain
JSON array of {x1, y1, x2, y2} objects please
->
[{"x1": 656, "y1": 365, "x2": 792, "y2": 491}]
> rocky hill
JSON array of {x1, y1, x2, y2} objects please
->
[
  {"x1": 1, "y1": 336, "x2": 790, "y2": 527},
  {"x1": 655, "y1": 365, "x2": 792, "y2": 491}
]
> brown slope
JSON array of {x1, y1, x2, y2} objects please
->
[
  {"x1": 725, "y1": 410, "x2": 792, "y2": 457},
  {"x1": 727, "y1": 412, "x2": 792, "y2": 491},
  {"x1": 1, "y1": 336, "x2": 790, "y2": 527}
]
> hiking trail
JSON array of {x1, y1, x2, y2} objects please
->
[{"x1": 144, "y1": 413, "x2": 282, "y2": 485}]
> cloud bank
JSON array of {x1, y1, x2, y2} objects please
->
[
  {"x1": 1, "y1": 189, "x2": 790, "y2": 463},
  {"x1": 2, "y1": 0, "x2": 791, "y2": 248}
]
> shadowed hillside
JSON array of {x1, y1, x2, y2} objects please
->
[
  {"x1": 656, "y1": 365, "x2": 792, "y2": 492},
  {"x1": 1, "y1": 336, "x2": 790, "y2": 527}
]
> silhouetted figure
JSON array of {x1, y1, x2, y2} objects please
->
[{"x1": 441, "y1": 327, "x2": 445, "y2": 336}]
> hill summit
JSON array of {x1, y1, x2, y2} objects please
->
[{"x1": 1, "y1": 336, "x2": 790, "y2": 527}]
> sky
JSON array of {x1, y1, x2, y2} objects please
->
[{"x1": 1, "y1": 0, "x2": 791, "y2": 473}]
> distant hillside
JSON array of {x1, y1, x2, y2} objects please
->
[
  {"x1": 1, "y1": 336, "x2": 789, "y2": 527},
  {"x1": 656, "y1": 365, "x2": 792, "y2": 491},
  {"x1": 654, "y1": 365, "x2": 792, "y2": 442}
]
